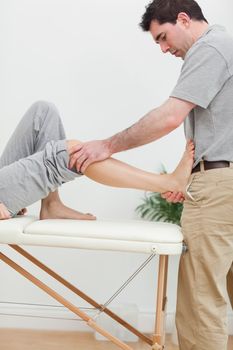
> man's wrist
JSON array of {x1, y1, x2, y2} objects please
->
[{"x1": 103, "y1": 136, "x2": 117, "y2": 155}]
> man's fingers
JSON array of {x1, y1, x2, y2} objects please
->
[
  {"x1": 69, "y1": 150, "x2": 84, "y2": 169},
  {"x1": 68, "y1": 145, "x2": 84, "y2": 168},
  {"x1": 168, "y1": 192, "x2": 183, "y2": 203},
  {"x1": 70, "y1": 149, "x2": 99, "y2": 172},
  {"x1": 161, "y1": 191, "x2": 185, "y2": 203},
  {"x1": 162, "y1": 192, "x2": 176, "y2": 201},
  {"x1": 75, "y1": 155, "x2": 90, "y2": 172},
  {"x1": 69, "y1": 144, "x2": 83, "y2": 156},
  {"x1": 161, "y1": 192, "x2": 172, "y2": 199},
  {"x1": 77, "y1": 153, "x2": 97, "y2": 173},
  {"x1": 166, "y1": 195, "x2": 177, "y2": 203},
  {"x1": 173, "y1": 192, "x2": 184, "y2": 202},
  {"x1": 79, "y1": 156, "x2": 99, "y2": 173},
  {"x1": 79, "y1": 159, "x2": 90, "y2": 173},
  {"x1": 77, "y1": 157, "x2": 89, "y2": 173},
  {"x1": 69, "y1": 139, "x2": 111, "y2": 172}
]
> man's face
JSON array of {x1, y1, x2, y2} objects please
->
[{"x1": 149, "y1": 17, "x2": 193, "y2": 59}]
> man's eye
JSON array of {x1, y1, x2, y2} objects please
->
[{"x1": 156, "y1": 35, "x2": 166, "y2": 44}]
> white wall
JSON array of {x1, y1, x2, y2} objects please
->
[{"x1": 0, "y1": 0, "x2": 232, "y2": 334}]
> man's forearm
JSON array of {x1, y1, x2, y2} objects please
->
[
  {"x1": 69, "y1": 97, "x2": 194, "y2": 173},
  {"x1": 107, "y1": 105, "x2": 178, "y2": 154},
  {"x1": 106, "y1": 97, "x2": 195, "y2": 155}
]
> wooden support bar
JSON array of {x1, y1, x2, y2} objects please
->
[
  {"x1": 0, "y1": 251, "x2": 133, "y2": 350},
  {"x1": 9, "y1": 244, "x2": 152, "y2": 346},
  {"x1": 153, "y1": 255, "x2": 168, "y2": 349}
]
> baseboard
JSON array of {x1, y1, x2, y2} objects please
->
[
  {"x1": 0, "y1": 303, "x2": 174, "y2": 332},
  {"x1": 0, "y1": 303, "x2": 232, "y2": 335},
  {"x1": 0, "y1": 302, "x2": 90, "y2": 331}
]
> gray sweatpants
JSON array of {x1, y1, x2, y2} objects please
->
[{"x1": 0, "y1": 101, "x2": 81, "y2": 216}]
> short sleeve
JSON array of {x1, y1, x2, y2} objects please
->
[{"x1": 170, "y1": 44, "x2": 230, "y2": 108}]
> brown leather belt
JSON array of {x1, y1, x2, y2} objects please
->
[{"x1": 192, "y1": 160, "x2": 230, "y2": 174}]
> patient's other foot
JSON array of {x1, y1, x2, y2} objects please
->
[
  {"x1": 40, "y1": 191, "x2": 96, "y2": 220},
  {"x1": 40, "y1": 201, "x2": 96, "y2": 220}
]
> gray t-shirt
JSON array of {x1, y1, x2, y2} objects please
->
[{"x1": 171, "y1": 25, "x2": 233, "y2": 166}]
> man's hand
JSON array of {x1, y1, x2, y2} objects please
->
[
  {"x1": 69, "y1": 139, "x2": 112, "y2": 173},
  {"x1": 161, "y1": 191, "x2": 185, "y2": 203},
  {"x1": 0, "y1": 203, "x2": 11, "y2": 220}
]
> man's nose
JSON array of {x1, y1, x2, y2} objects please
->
[{"x1": 160, "y1": 42, "x2": 170, "y2": 53}]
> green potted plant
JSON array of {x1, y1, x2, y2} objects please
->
[{"x1": 136, "y1": 164, "x2": 183, "y2": 226}]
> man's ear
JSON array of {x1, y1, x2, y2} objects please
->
[{"x1": 176, "y1": 12, "x2": 191, "y2": 27}]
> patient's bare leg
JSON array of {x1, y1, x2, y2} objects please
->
[
  {"x1": 40, "y1": 190, "x2": 96, "y2": 220},
  {"x1": 67, "y1": 140, "x2": 194, "y2": 194}
]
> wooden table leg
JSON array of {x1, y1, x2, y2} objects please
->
[{"x1": 152, "y1": 255, "x2": 169, "y2": 350}]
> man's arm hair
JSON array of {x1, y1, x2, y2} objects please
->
[
  {"x1": 107, "y1": 97, "x2": 195, "y2": 153},
  {"x1": 68, "y1": 97, "x2": 196, "y2": 173}
]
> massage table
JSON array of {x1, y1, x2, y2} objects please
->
[{"x1": 0, "y1": 216, "x2": 185, "y2": 350}]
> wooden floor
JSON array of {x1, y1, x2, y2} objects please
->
[{"x1": 0, "y1": 330, "x2": 232, "y2": 350}]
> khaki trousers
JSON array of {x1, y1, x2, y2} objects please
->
[{"x1": 176, "y1": 163, "x2": 233, "y2": 350}]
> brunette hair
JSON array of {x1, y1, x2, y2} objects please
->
[{"x1": 140, "y1": 0, "x2": 208, "y2": 31}]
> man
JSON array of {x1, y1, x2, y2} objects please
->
[{"x1": 69, "y1": 1, "x2": 233, "y2": 349}]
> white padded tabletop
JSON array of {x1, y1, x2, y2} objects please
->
[
  {"x1": 0, "y1": 216, "x2": 37, "y2": 236},
  {"x1": 0, "y1": 216, "x2": 184, "y2": 255}
]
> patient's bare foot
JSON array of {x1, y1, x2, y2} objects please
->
[
  {"x1": 40, "y1": 201, "x2": 96, "y2": 220},
  {"x1": 40, "y1": 190, "x2": 96, "y2": 220},
  {"x1": 167, "y1": 140, "x2": 194, "y2": 193}
]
